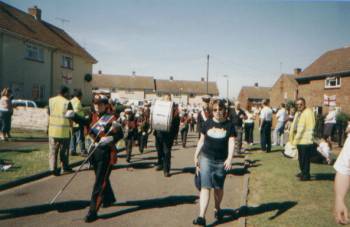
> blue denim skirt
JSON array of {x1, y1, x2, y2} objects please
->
[{"x1": 199, "y1": 155, "x2": 226, "y2": 189}]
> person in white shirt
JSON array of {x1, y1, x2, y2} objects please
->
[
  {"x1": 324, "y1": 107, "x2": 337, "y2": 140},
  {"x1": 273, "y1": 103, "x2": 288, "y2": 146},
  {"x1": 244, "y1": 103, "x2": 255, "y2": 145},
  {"x1": 334, "y1": 121, "x2": 350, "y2": 224},
  {"x1": 259, "y1": 99, "x2": 273, "y2": 152}
]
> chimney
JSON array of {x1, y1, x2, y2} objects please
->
[
  {"x1": 98, "y1": 70, "x2": 102, "y2": 75},
  {"x1": 28, "y1": 6, "x2": 41, "y2": 21},
  {"x1": 170, "y1": 76, "x2": 174, "y2": 81},
  {"x1": 201, "y1": 77, "x2": 205, "y2": 82},
  {"x1": 294, "y1": 68, "x2": 302, "y2": 76},
  {"x1": 254, "y1": 82, "x2": 258, "y2": 87}
]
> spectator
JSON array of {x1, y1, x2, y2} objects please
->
[
  {"x1": 259, "y1": 99, "x2": 273, "y2": 152},
  {"x1": 69, "y1": 89, "x2": 87, "y2": 157},
  {"x1": 244, "y1": 102, "x2": 255, "y2": 145},
  {"x1": 273, "y1": 103, "x2": 288, "y2": 146},
  {"x1": 0, "y1": 88, "x2": 13, "y2": 141},
  {"x1": 289, "y1": 97, "x2": 315, "y2": 181},
  {"x1": 324, "y1": 106, "x2": 337, "y2": 140},
  {"x1": 193, "y1": 99, "x2": 236, "y2": 226},
  {"x1": 334, "y1": 120, "x2": 350, "y2": 224},
  {"x1": 230, "y1": 101, "x2": 246, "y2": 154},
  {"x1": 48, "y1": 86, "x2": 73, "y2": 176}
]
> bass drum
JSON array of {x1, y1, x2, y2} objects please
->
[{"x1": 151, "y1": 100, "x2": 173, "y2": 132}]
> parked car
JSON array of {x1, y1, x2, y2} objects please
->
[{"x1": 12, "y1": 99, "x2": 38, "y2": 108}]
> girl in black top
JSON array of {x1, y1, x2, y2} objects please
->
[{"x1": 193, "y1": 99, "x2": 236, "y2": 226}]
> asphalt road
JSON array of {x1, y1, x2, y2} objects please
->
[{"x1": 0, "y1": 132, "x2": 245, "y2": 227}]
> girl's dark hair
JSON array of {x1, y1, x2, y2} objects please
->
[{"x1": 210, "y1": 99, "x2": 228, "y2": 118}]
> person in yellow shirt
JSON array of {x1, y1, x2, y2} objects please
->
[
  {"x1": 69, "y1": 89, "x2": 87, "y2": 157},
  {"x1": 48, "y1": 86, "x2": 73, "y2": 176},
  {"x1": 289, "y1": 97, "x2": 315, "y2": 181}
]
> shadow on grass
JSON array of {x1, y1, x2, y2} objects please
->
[
  {"x1": 207, "y1": 201, "x2": 298, "y2": 226},
  {"x1": 0, "y1": 200, "x2": 90, "y2": 220},
  {"x1": 0, "y1": 148, "x2": 40, "y2": 153},
  {"x1": 312, "y1": 173, "x2": 335, "y2": 181},
  {"x1": 99, "y1": 195, "x2": 198, "y2": 220},
  {"x1": 227, "y1": 167, "x2": 250, "y2": 176},
  {"x1": 9, "y1": 138, "x2": 48, "y2": 142}
]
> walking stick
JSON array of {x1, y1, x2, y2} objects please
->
[{"x1": 50, "y1": 120, "x2": 119, "y2": 205}]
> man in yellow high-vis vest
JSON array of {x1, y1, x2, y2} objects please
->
[
  {"x1": 48, "y1": 86, "x2": 73, "y2": 176},
  {"x1": 69, "y1": 89, "x2": 87, "y2": 156}
]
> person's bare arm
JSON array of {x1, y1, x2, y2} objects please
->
[
  {"x1": 224, "y1": 137, "x2": 235, "y2": 170},
  {"x1": 194, "y1": 133, "x2": 205, "y2": 172},
  {"x1": 334, "y1": 172, "x2": 350, "y2": 224}
]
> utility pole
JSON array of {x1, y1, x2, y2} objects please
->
[
  {"x1": 223, "y1": 75, "x2": 229, "y2": 98},
  {"x1": 206, "y1": 54, "x2": 210, "y2": 95}
]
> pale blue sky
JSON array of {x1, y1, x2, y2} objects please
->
[{"x1": 6, "y1": 0, "x2": 350, "y2": 98}]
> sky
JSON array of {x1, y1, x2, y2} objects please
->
[{"x1": 5, "y1": 0, "x2": 350, "y2": 98}]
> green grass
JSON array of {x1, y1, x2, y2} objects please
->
[
  {"x1": 246, "y1": 150, "x2": 342, "y2": 227},
  {"x1": 0, "y1": 129, "x2": 83, "y2": 184}
]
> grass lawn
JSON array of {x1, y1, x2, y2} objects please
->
[
  {"x1": 245, "y1": 147, "x2": 343, "y2": 227},
  {"x1": 0, "y1": 129, "x2": 84, "y2": 185}
]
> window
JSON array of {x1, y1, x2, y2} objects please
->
[
  {"x1": 325, "y1": 76, "x2": 341, "y2": 88},
  {"x1": 61, "y1": 55, "x2": 73, "y2": 69},
  {"x1": 25, "y1": 43, "x2": 44, "y2": 62},
  {"x1": 39, "y1": 85, "x2": 45, "y2": 99}
]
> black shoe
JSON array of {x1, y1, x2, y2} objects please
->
[
  {"x1": 53, "y1": 169, "x2": 60, "y2": 176},
  {"x1": 193, "y1": 216, "x2": 206, "y2": 226},
  {"x1": 155, "y1": 165, "x2": 163, "y2": 171},
  {"x1": 61, "y1": 168, "x2": 73, "y2": 174},
  {"x1": 214, "y1": 209, "x2": 224, "y2": 221},
  {"x1": 70, "y1": 152, "x2": 78, "y2": 156},
  {"x1": 126, "y1": 158, "x2": 131, "y2": 163},
  {"x1": 164, "y1": 172, "x2": 170, "y2": 177},
  {"x1": 84, "y1": 211, "x2": 98, "y2": 223},
  {"x1": 299, "y1": 176, "x2": 311, "y2": 181}
]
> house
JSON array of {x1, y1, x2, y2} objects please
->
[
  {"x1": 237, "y1": 83, "x2": 271, "y2": 109},
  {"x1": 296, "y1": 46, "x2": 350, "y2": 114},
  {"x1": 269, "y1": 69, "x2": 300, "y2": 108},
  {"x1": 0, "y1": 3, "x2": 97, "y2": 105},
  {"x1": 91, "y1": 73, "x2": 155, "y2": 103},
  {"x1": 155, "y1": 77, "x2": 219, "y2": 106}
]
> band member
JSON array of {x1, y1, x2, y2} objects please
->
[
  {"x1": 180, "y1": 110, "x2": 190, "y2": 148},
  {"x1": 154, "y1": 94, "x2": 179, "y2": 177},
  {"x1": 84, "y1": 95, "x2": 124, "y2": 223},
  {"x1": 137, "y1": 108, "x2": 151, "y2": 153},
  {"x1": 197, "y1": 95, "x2": 211, "y2": 138},
  {"x1": 173, "y1": 103, "x2": 180, "y2": 145},
  {"x1": 122, "y1": 108, "x2": 137, "y2": 163}
]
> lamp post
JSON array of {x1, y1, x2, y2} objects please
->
[
  {"x1": 206, "y1": 54, "x2": 210, "y2": 95},
  {"x1": 223, "y1": 75, "x2": 229, "y2": 99}
]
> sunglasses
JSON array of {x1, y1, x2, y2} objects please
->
[{"x1": 213, "y1": 108, "x2": 223, "y2": 112}]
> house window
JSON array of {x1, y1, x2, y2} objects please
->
[
  {"x1": 39, "y1": 85, "x2": 45, "y2": 99},
  {"x1": 61, "y1": 55, "x2": 73, "y2": 69},
  {"x1": 325, "y1": 76, "x2": 341, "y2": 88},
  {"x1": 25, "y1": 43, "x2": 44, "y2": 62}
]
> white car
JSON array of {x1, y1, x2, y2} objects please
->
[{"x1": 12, "y1": 99, "x2": 38, "y2": 108}]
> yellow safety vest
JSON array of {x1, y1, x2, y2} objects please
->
[
  {"x1": 48, "y1": 96, "x2": 70, "y2": 138},
  {"x1": 70, "y1": 97, "x2": 84, "y2": 128}
]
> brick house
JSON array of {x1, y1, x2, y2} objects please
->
[
  {"x1": 296, "y1": 46, "x2": 350, "y2": 114},
  {"x1": 0, "y1": 3, "x2": 97, "y2": 105},
  {"x1": 155, "y1": 77, "x2": 219, "y2": 106},
  {"x1": 270, "y1": 70, "x2": 300, "y2": 108},
  {"x1": 91, "y1": 73, "x2": 155, "y2": 103},
  {"x1": 237, "y1": 83, "x2": 271, "y2": 109}
]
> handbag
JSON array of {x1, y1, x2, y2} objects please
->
[{"x1": 194, "y1": 171, "x2": 201, "y2": 191}]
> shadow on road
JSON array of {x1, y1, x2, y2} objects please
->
[
  {"x1": 170, "y1": 167, "x2": 196, "y2": 176},
  {"x1": 99, "y1": 195, "x2": 198, "y2": 220},
  {"x1": 0, "y1": 200, "x2": 90, "y2": 220},
  {"x1": 207, "y1": 201, "x2": 298, "y2": 226}
]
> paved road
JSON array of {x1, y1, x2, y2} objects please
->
[{"x1": 0, "y1": 132, "x2": 246, "y2": 227}]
